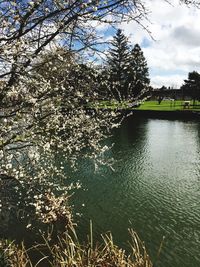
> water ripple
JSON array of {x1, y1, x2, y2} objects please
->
[{"x1": 72, "y1": 118, "x2": 200, "y2": 267}]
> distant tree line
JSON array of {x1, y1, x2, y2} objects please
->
[{"x1": 151, "y1": 71, "x2": 200, "y2": 105}]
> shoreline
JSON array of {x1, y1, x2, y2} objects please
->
[
  {"x1": 130, "y1": 109, "x2": 200, "y2": 120},
  {"x1": 87, "y1": 108, "x2": 200, "y2": 120}
]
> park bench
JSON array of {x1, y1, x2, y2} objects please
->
[{"x1": 183, "y1": 101, "x2": 190, "y2": 109}]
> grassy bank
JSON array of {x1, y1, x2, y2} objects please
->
[
  {"x1": 137, "y1": 100, "x2": 200, "y2": 111},
  {"x1": 91, "y1": 100, "x2": 200, "y2": 112}
]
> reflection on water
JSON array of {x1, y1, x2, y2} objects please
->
[{"x1": 70, "y1": 116, "x2": 200, "y2": 267}]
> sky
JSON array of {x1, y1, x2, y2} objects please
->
[{"x1": 99, "y1": 0, "x2": 200, "y2": 88}]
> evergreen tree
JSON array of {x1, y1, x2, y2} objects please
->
[
  {"x1": 181, "y1": 71, "x2": 200, "y2": 104},
  {"x1": 107, "y1": 29, "x2": 131, "y2": 101},
  {"x1": 128, "y1": 44, "x2": 150, "y2": 99}
]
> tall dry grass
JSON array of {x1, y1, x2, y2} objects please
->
[{"x1": 0, "y1": 223, "x2": 152, "y2": 267}]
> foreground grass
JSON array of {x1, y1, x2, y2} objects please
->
[{"x1": 0, "y1": 226, "x2": 152, "y2": 267}]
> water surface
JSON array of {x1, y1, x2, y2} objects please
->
[{"x1": 70, "y1": 116, "x2": 200, "y2": 267}]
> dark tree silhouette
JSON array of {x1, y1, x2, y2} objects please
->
[
  {"x1": 128, "y1": 44, "x2": 150, "y2": 99},
  {"x1": 181, "y1": 71, "x2": 200, "y2": 105},
  {"x1": 107, "y1": 29, "x2": 131, "y2": 101}
]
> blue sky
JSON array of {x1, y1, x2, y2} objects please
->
[{"x1": 96, "y1": 0, "x2": 200, "y2": 88}]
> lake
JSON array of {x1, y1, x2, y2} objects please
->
[{"x1": 70, "y1": 115, "x2": 200, "y2": 267}]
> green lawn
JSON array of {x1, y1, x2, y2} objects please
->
[
  {"x1": 90, "y1": 100, "x2": 200, "y2": 111},
  {"x1": 137, "y1": 100, "x2": 200, "y2": 111}
]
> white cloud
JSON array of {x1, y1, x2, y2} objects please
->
[
  {"x1": 151, "y1": 74, "x2": 186, "y2": 88},
  {"x1": 120, "y1": 0, "x2": 200, "y2": 87},
  {"x1": 172, "y1": 25, "x2": 200, "y2": 47}
]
